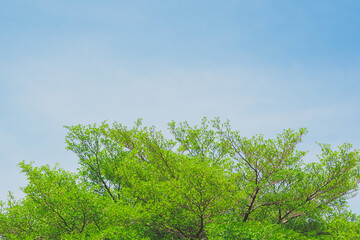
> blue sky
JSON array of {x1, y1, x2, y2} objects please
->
[{"x1": 1, "y1": 0, "x2": 360, "y2": 212}]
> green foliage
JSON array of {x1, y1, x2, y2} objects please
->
[
  {"x1": 1, "y1": 118, "x2": 360, "y2": 239},
  {"x1": 207, "y1": 213, "x2": 303, "y2": 240}
]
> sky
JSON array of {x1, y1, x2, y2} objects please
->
[{"x1": 1, "y1": 0, "x2": 360, "y2": 213}]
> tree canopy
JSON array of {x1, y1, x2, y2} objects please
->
[{"x1": 1, "y1": 118, "x2": 360, "y2": 239}]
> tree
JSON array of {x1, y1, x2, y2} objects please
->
[{"x1": 1, "y1": 118, "x2": 360, "y2": 239}]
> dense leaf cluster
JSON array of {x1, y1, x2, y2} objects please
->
[{"x1": 1, "y1": 118, "x2": 360, "y2": 239}]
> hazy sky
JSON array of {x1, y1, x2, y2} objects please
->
[{"x1": 1, "y1": 1, "x2": 360, "y2": 213}]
